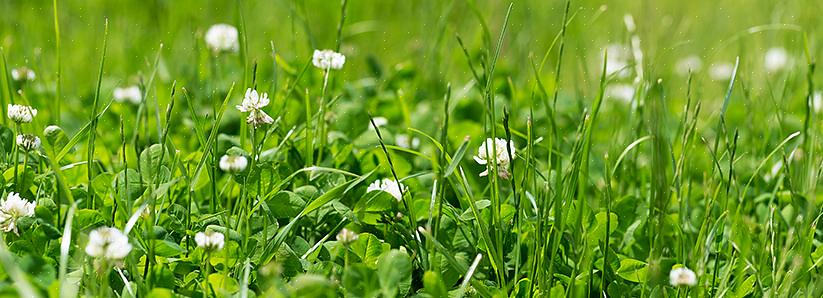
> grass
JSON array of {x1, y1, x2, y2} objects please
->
[{"x1": 2, "y1": 0, "x2": 823, "y2": 297}]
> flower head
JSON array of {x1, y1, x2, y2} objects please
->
[
  {"x1": 219, "y1": 154, "x2": 248, "y2": 173},
  {"x1": 669, "y1": 267, "x2": 697, "y2": 287},
  {"x1": 11, "y1": 67, "x2": 36, "y2": 82},
  {"x1": 237, "y1": 88, "x2": 270, "y2": 112},
  {"x1": 195, "y1": 230, "x2": 225, "y2": 252},
  {"x1": 236, "y1": 88, "x2": 273, "y2": 128},
  {"x1": 85, "y1": 227, "x2": 132, "y2": 261},
  {"x1": 473, "y1": 138, "x2": 515, "y2": 179},
  {"x1": 16, "y1": 134, "x2": 40, "y2": 151},
  {"x1": 675, "y1": 55, "x2": 703, "y2": 76},
  {"x1": 605, "y1": 84, "x2": 636, "y2": 104},
  {"x1": 246, "y1": 110, "x2": 274, "y2": 128},
  {"x1": 113, "y1": 86, "x2": 142, "y2": 105},
  {"x1": 336, "y1": 228, "x2": 358, "y2": 245},
  {"x1": 367, "y1": 178, "x2": 407, "y2": 201},
  {"x1": 205, "y1": 24, "x2": 239, "y2": 53},
  {"x1": 312, "y1": 49, "x2": 346, "y2": 70},
  {"x1": 709, "y1": 63, "x2": 734, "y2": 81},
  {"x1": 0, "y1": 192, "x2": 36, "y2": 235},
  {"x1": 396, "y1": 134, "x2": 420, "y2": 149},
  {"x1": 604, "y1": 43, "x2": 631, "y2": 79},
  {"x1": 368, "y1": 117, "x2": 388, "y2": 130},
  {"x1": 7, "y1": 104, "x2": 37, "y2": 123},
  {"x1": 764, "y1": 47, "x2": 789, "y2": 72}
]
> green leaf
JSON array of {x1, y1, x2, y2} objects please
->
[
  {"x1": 145, "y1": 288, "x2": 174, "y2": 298},
  {"x1": 113, "y1": 169, "x2": 144, "y2": 202},
  {"x1": 616, "y1": 258, "x2": 648, "y2": 283},
  {"x1": 207, "y1": 273, "x2": 239, "y2": 293},
  {"x1": 423, "y1": 271, "x2": 448, "y2": 297},
  {"x1": 91, "y1": 173, "x2": 113, "y2": 199},
  {"x1": 377, "y1": 249, "x2": 412, "y2": 297},
  {"x1": 139, "y1": 144, "x2": 169, "y2": 182},
  {"x1": 291, "y1": 274, "x2": 336, "y2": 298},
  {"x1": 587, "y1": 211, "x2": 618, "y2": 245},
  {"x1": 3, "y1": 165, "x2": 34, "y2": 193},
  {"x1": 732, "y1": 275, "x2": 756, "y2": 298},
  {"x1": 73, "y1": 209, "x2": 106, "y2": 231},
  {"x1": 444, "y1": 138, "x2": 470, "y2": 177},
  {"x1": 350, "y1": 233, "x2": 383, "y2": 268},
  {"x1": 268, "y1": 191, "x2": 306, "y2": 219},
  {"x1": 37, "y1": 219, "x2": 62, "y2": 239},
  {"x1": 343, "y1": 264, "x2": 379, "y2": 297},
  {"x1": 152, "y1": 240, "x2": 185, "y2": 257}
]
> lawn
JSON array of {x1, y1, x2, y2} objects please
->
[{"x1": 1, "y1": 0, "x2": 822, "y2": 297}]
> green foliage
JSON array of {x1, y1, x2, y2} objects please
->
[{"x1": 1, "y1": 0, "x2": 823, "y2": 297}]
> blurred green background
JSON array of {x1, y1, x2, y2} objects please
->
[{"x1": 2, "y1": 0, "x2": 822, "y2": 153}]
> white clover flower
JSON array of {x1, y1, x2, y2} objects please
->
[
  {"x1": 396, "y1": 134, "x2": 420, "y2": 149},
  {"x1": 336, "y1": 228, "x2": 358, "y2": 245},
  {"x1": 7, "y1": 104, "x2": 37, "y2": 123},
  {"x1": 246, "y1": 110, "x2": 274, "y2": 128},
  {"x1": 473, "y1": 138, "x2": 515, "y2": 179},
  {"x1": 367, "y1": 178, "x2": 407, "y2": 201},
  {"x1": 10, "y1": 67, "x2": 36, "y2": 82},
  {"x1": 0, "y1": 192, "x2": 36, "y2": 235},
  {"x1": 369, "y1": 117, "x2": 388, "y2": 130},
  {"x1": 669, "y1": 267, "x2": 697, "y2": 287},
  {"x1": 764, "y1": 47, "x2": 789, "y2": 72},
  {"x1": 675, "y1": 55, "x2": 703, "y2": 76},
  {"x1": 113, "y1": 86, "x2": 142, "y2": 105},
  {"x1": 709, "y1": 63, "x2": 734, "y2": 81},
  {"x1": 237, "y1": 88, "x2": 270, "y2": 112},
  {"x1": 219, "y1": 154, "x2": 248, "y2": 173},
  {"x1": 312, "y1": 49, "x2": 346, "y2": 70},
  {"x1": 605, "y1": 84, "x2": 636, "y2": 104},
  {"x1": 765, "y1": 160, "x2": 783, "y2": 182},
  {"x1": 195, "y1": 230, "x2": 225, "y2": 252},
  {"x1": 604, "y1": 43, "x2": 631, "y2": 79},
  {"x1": 16, "y1": 134, "x2": 40, "y2": 151},
  {"x1": 236, "y1": 88, "x2": 273, "y2": 128},
  {"x1": 205, "y1": 24, "x2": 239, "y2": 53},
  {"x1": 85, "y1": 227, "x2": 132, "y2": 261}
]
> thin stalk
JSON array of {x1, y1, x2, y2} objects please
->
[
  {"x1": 53, "y1": 0, "x2": 62, "y2": 124},
  {"x1": 87, "y1": 18, "x2": 109, "y2": 209}
]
